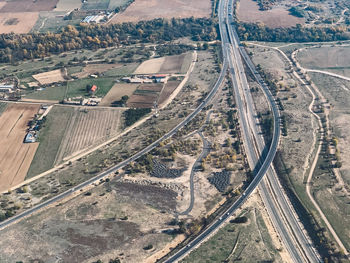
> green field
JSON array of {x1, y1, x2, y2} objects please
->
[
  {"x1": 0, "y1": 102, "x2": 7, "y2": 116},
  {"x1": 181, "y1": 209, "x2": 281, "y2": 263},
  {"x1": 24, "y1": 86, "x2": 67, "y2": 101},
  {"x1": 82, "y1": 0, "x2": 110, "y2": 10},
  {"x1": 66, "y1": 77, "x2": 115, "y2": 98},
  {"x1": 27, "y1": 106, "x2": 74, "y2": 178}
]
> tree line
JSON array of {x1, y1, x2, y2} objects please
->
[
  {"x1": 235, "y1": 22, "x2": 350, "y2": 42},
  {"x1": 0, "y1": 17, "x2": 217, "y2": 63}
]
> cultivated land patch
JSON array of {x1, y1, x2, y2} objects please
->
[
  {"x1": 0, "y1": 0, "x2": 58, "y2": 12},
  {"x1": 54, "y1": 0, "x2": 82, "y2": 11},
  {"x1": 32, "y1": 69, "x2": 66, "y2": 85},
  {"x1": 0, "y1": 104, "x2": 40, "y2": 192},
  {"x1": 27, "y1": 106, "x2": 74, "y2": 178},
  {"x1": 158, "y1": 80, "x2": 181, "y2": 105},
  {"x1": 56, "y1": 107, "x2": 123, "y2": 162},
  {"x1": 109, "y1": 0, "x2": 211, "y2": 23},
  {"x1": 297, "y1": 46, "x2": 350, "y2": 78},
  {"x1": 127, "y1": 93, "x2": 158, "y2": 108},
  {"x1": 134, "y1": 53, "x2": 192, "y2": 75},
  {"x1": 0, "y1": 12, "x2": 39, "y2": 34},
  {"x1": 237, "y1": 0, "x2": 304, "y2": 28},
  {"x1": 100, "y1": 83, "x2": 139, "y2": 106}
]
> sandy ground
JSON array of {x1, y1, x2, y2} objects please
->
[
  {"x1": 100, "y1": 83, "x2": 139, "y2": 106},
  {"x1": 0, "y1": 12, "x2": 39, "y2": 34},
  {"x1": 0, "y1": 104, "x2": 39, "y2": 192},
  {"x1": 237, "y1": 0, "x2": 304, "y2": 28},
  {"x1": 32, "y1": 69, "x2": 66, "y2": 85},
  {"x1": 109, "y1": 0, "x2": 211, "y2": 23}
]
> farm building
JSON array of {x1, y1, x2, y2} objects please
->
[
  {"x1": 89, "y1": 85, "x2": 98, "y2": 94},
  {"x1": 0, "y1": 84, "x2": 14, "y2": 93},
  {"x1": 82, "y1": 15, "x2": 105, "y2": 24},
  {"x1": 24, "y1": 132, "x2": 36, "y2": 143}
]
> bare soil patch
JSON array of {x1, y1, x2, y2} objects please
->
[
  {"x1": 0, "y1": 104, "x2": 39, "y2": 192},
  {"x1": 0, "y1": 0, "x2": 58, "y2": 12},
  {"x1": 0, "y1": 12, "x2": 38, "y2": 34},
  {"x1": 127, "y1": 93, "x2": 158, "y2": 108},
  {"x1": 100, "y1": 83, "x2": 139, "y2": 106},
  {"x1": 134, "y1": 57, "x2": 165, "y2": 75},
  {"x1": 237, "y1": 0, "x2": 304, "y2": 28},
  {"x1": 109, "y1": 0, "x2": 211, "y2": 23},
  {"x1": 32, "y1": 69, "x2": 66, "y2": 85},
  {"x1": 138, "y1": 83, "x2": 163, "y2": 92},
  {"x1": 158, "y1": 81, "x2": 181, "y2": 105}
]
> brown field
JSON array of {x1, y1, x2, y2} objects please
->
[
  {"x1": 0, "y1": 0, "x2": 58, "y2": 12},
  {"x1": 100, "y1": 83, "x2": 139, "y2": 106},
  {"x1": 127, "y1": 93, "x2": 158, "y2": 108},
  {"x1": 135, "y1": 53, "x2": 189, "y2": 75},
  {"x1": 72, "y1": 63, "x2": 122, "y2": 79},
  {"x1": 137, "y1": 83, "x2": 163, "y2": 92},
  {"x1": 110, "y1": 0, "x2": 211, "y2": 23},
  {"x1": 158, "y1": 81, "x2": 181, "y2": 105},
  {"x1": 0, "y1": 12, "x2": 38, "y2": 34},
  {"x1": 0, "y1": 104, "x2": 39, "y2": 192},
  {"x1": 55, "y1": 107, "x2": 123, "y2": 162},
  {"x1": 237, "y1": 0, "x2": 304, "y2": 28},
  {"x1": 32, "y1": 69, "x2": 66, "y2": 85}
]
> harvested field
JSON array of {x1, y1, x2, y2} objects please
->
[
  {"x1": 0, "y1": 0, "x2": 58, "y2": 12},
  {"x1": 237, "y1": 0, "x2": 304, "y2": 28},
  {"x1": 0, "y1": 12, "x2": 39, "y2": 34},
  {"x1": 127, "y1": 93, "x2": 158, "y2": 108},
  {"x1": 32, "y1": 69, "x2": 66, "y2": 85},
  {"x1": 109, "y1": 0, "x2": 211, "y2": 23},
  {"x1": 100, "y1": 83, "x2": 139, "y2": 106},
  {"x1": 158, "y1": 81, "x2": 181, "y2": 105},
  {"x1": 54, "y1": 0, "x2": 82, "y2": 11},
  {"x1": 72, "y1": 63, "x2": 122, "y2": 79},
  {"x1": 56, "y1": 107, "x2": 123, "y2": 162},
  {"x1": 0, "y1": 104, "x2": 40, "y2": 192},
  {"x1": 134, "y1": 53, "x2": 191, "y2": 75}
]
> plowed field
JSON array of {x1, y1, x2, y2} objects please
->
[
  {"x1": 0, "y1": 0, "x2": 58, "y2": 12},
  {"x1": 0, "y1": 104, "x2": 39, "y2": 192}
]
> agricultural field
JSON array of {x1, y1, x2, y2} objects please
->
[
  {"x1": 100, "y1": 83, "x2": 139, "y2": 106},
  {"x1": 0, "y1": 103, "x2": 40, "y2": 192},
  {"x1": 27, "y1": 106, "x2": 74, "y2": 178},
  {"x1": 237, "y1": 0, "x2": 304, "y2": 28},
  {"x1": 297, "y1": 45, "x2": 350, "y2": 77},
  {"x1": 134, "y1": 52, "x2": 192, "y2": 75},
  {"x1": 66, "y1": 77, "x2": 115, "y2": 98},
  {"x1": 0, "y1": 12, "x2": 39, "y2": 34},
  {"x1": 55, "y1": 107, "x2": 123, "y2": 162},
  {"x1": 109, "y1": 0, "x2": 211, "y2": 23},
  {"x1": 158, "y1": 80, "x2": 181, "y2": 105},
  {"x1": 32, "y1": 69, "x2": 67, "y2": 85},
  {"x1": 72, "y1": 63, "x2": 122, "y2": 79},
  {"x1": 54, "y1": 0, "x2": 82, "y2": 11},
  {"x1": 24, "y1": 85, "x2": 66, "y2": 102},
  {"x1": 0, "y1": 0, "x2": 58, "y2": 13}
]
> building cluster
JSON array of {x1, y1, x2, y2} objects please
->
[
  {"x1": 63, "y1": 97, "x2": 102, "y2": 106},
  {"x1": 0, "y1": 78, "x2": 21, "y2": 100},
  {"x1": 81, "y1": 12, "x2": 113, "y2": 24},
  {"x1": 24, "y1": 105, "x2": 50, "y2": 143},
  {"x1": 121, "y1": 74, "x2": 168, "y2": 84}
]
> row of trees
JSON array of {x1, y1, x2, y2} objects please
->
[
  {"x1": 0, "y1": 17, "x2": 218, "y2": 63},
  {"x1": 236, "y1": 22, "x2": 350, "y2": 42}
]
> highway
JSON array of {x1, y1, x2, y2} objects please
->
[{"x1": 225, "y1": 1, "x2": 321, "y2": 262}]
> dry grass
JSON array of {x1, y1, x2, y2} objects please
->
[
  {"x1": 32, "y1": 69, "x2": 66, "y2": 85},
  {"x1": 0, "y1": 12, "x2": 39, "y2": 34},
  {"x1": 109, "y1": 0, "x2": 211, "y2": 23},
  {"x1": 0, "y1": 104, "x2": 40, "y2": 192},
  {"x1": 0, "y1": 0, "x2": 58, "y2": 12},
  {"x1": 72, "y1": 63, "x2": 122, "y2": 79},
  {"x1": 237, "y1": 0, "x2": 304, "y2": 28}
]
